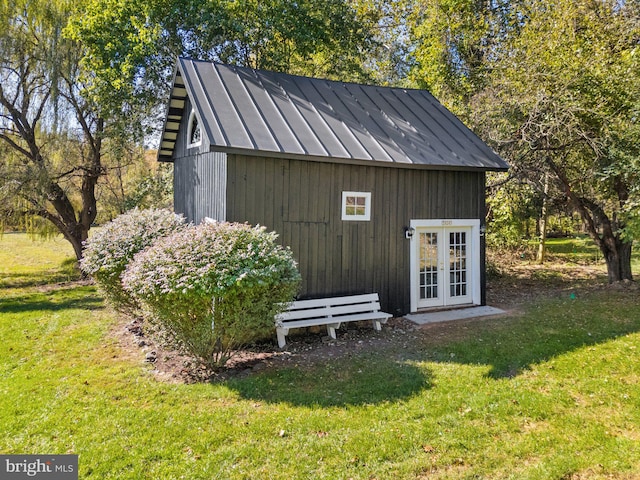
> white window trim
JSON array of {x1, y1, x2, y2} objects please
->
[
  {"x1": 341, "y1": 191, "x2": 371, "y2": 221},
  {"x1": 187, "y1": 109, "x2": 202, "y2": 149}
]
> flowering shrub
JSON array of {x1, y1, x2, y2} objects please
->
[
  {"x1": 122, "y1": 221, "x2": 300, "y2": 370},
  {"x1": 80, "y1": 208, "x2": 186, "y2": 315}
]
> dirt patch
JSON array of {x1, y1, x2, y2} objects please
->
[
  {"x1": 112, "y1": 260, "x2": 635, "y2": 384},
  {"x1": 114, "y1": 315, "x2": 423, "y2": 383},
  {"x1": 485, "y1": 256, "x2": 609, "y2": 309}
]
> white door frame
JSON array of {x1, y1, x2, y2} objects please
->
[{"x1": 409, "y1": 219, "x2": 481, "y2": 312}]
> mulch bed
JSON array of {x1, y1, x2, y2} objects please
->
[{"x1": 113, "y1": 260, "x2": 636, "y2": 384}]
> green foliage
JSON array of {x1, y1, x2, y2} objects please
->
[
  {"x1": 471, "y1": 0, "x2": 640, "y2": 281},
  {"x1": 122, "y1": 222, "x2": 301, "y2": 370},
  {"x1": 221, "y1": 0, "x2": 372, "y2": 79},
  {"x1": 403, "y1": 0, "x2": 516, "y2": 110},
  {"x1": 486, "y1": 201, "x2": 526, "y2": 250},
  {"x1": 63, "y1": 0, "x2": 167, "y2": 125},
  {"x1": 392, "y1": 0, "x2": 639, "y2": 280},
  {"x1": 120, "y1": 163, "x2": 173, "y2": 213},
  {"x1": 80, "y1": 208, "x2": 186, "y2": 316},
  {"x1": 348, "y1": 0, "x2": 414, "y2": 86},
  {"x1": 607, "y1": 121, "x2": 640, "y2": 242},
  {"x1": 0, "y1": 0, "x2": 105, "y2": 259},
  {"x1": 65, "y1": 0, "x2": 374, "y2": 128},
  {"x1": 486, "y1": 175, "x2": 539, "y2": 249},
  {"x1": 96, "y1": 148, "x2": 174, "y2": 222}
]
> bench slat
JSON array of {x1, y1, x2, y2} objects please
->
[
  {"x1": 278, "y1": 318, "x2": 343, "y2": 329},
  {"x1": 275, "y1": 293, "x2": 392, "y2": 348},
  {"x1": 282, "y1": 293, "x2": 380, "y2": 310},
  {"x1": 276, "y1": 302, "x2": 383, "y2": 321},
  {"x1": 281, "y1": 311, "x2": 391, "y2": 329},
  {"x1": 318, "y1": 302, "x2": 382, "y2": 317},
  {"x1": 276, "y1": 306, "x2": 334, "y2": 321}
]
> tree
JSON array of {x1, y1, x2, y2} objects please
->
[
  {"x1": 402, "y1": 0, "x2": 518, "y2": 111},
  {"x1": 474, "y1": 0, "x2": 640, "y2": 282},
  {"x1": 0, "y1": 0, "x2": 104, "y2": 260},
  {"x1": 97, "y1": 148, "x2": 173, "y2": 222},
  {"x1": 485, "y1": 173, "x2": 541, "y2": 250},
  {"x1": 2, "y1": 0, "x2": 373, "y2": 261},
  {"x1": 66, "y1": 0, "x2": 375, "y2": 139}
]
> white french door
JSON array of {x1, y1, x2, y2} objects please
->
[{"x1": 410, "y1": 220, "x2": 481, "y2": 311}]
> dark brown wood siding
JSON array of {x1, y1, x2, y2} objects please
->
[
  {"x1": 173, "y1": 151, "x2": 227, "y2": 223},
  {"x1": 226, "y1": 154, "x2": 486, "y2": 316}
]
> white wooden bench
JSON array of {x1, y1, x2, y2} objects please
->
[{"x1": 274, "y1": 293, "x2": 392, "y2": 348}]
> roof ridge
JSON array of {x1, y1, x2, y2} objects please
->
[{"x1": 157, "y1": 58, "x2": 509, "y2": 171}]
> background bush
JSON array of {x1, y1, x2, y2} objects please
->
[
  {"x1": 122, "y1": 222, "x2": 301, "y2": 370},
  {"x1": 80, "y1": 208, "x2": 186, "y2": 316}
]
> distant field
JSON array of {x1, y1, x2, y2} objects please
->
[
  {"x1": 524, "y1": 234, "x2": 640, "y2": 269},
  {"x1": 0, "y1": 233, "x2": 79, "y2": 288}
]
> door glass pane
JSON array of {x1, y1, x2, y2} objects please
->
[
  {"x1": 449, "y1": 231, "x2": 467, "y2": 297},
  {"x1": 419, "y1": 232, "x2": 438, "y2": 299}
]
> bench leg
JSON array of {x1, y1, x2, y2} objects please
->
[
  {"x1": 326, "y1": 325, "x2": 337, "y2": 340},
  {"x1": 372, "y1": 319, "x2": 382, "y2": 331},
  {"x1": 276, "y1": 328, "x2": 288, "y2": 348},
  {"x1": 326, "y1": 322, "x2": 341, "y2": 340}
]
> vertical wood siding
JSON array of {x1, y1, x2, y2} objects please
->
[
  {"x1": 172, "y1": 98, "x2": 228, "y2": 222},
  {"x1": 225, "y1": 154, "x2": 486, "y2": 316},
  {"x1": 173, "y1": 151, "x2": 227, "y2": 223}
]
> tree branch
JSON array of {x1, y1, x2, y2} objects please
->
[
  {"x1": 545, "y1": 155, "x2": 604, "y2": 250},
  {"x1": 0, "y1": 132, "x2": 32, "y2": 159}
]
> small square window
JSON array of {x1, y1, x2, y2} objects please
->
[{"x1": 342, "y1": 191, "x2": 371, "y2": 221}]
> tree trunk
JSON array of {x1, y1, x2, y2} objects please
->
[
  {"x1": 601, "y1": 235, "x2": 633, "y2": 283},
  {"x1": 44, "y1": 176, "x2": 96, "y2": 262},
  {"x1": 63, "y1": 228, "x2": 85, "y2": 262},
  {"x1": 537, "y1": 172, "x2": 550, "y2": 264},
  {"x1": 545, "y1": 157, "x2": 634, "y2": 284},
  {"x1": 40, "y1": 206, "x2": 89, "y2": 262}
]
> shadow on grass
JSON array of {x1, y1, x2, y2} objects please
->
[
  {"x1": 228, "y1": 291, "x2": 639, "y2": 405},
  {"x1": 0, "y1": 258, "x2": 82, "y2": 288},
  {"x1": 226, "y1": 352, "x2": 431, "y2": 407},
  {"x1": 417, "y1": 291, "x2": 640, "y2": 379},
  {"x1": 1, "y1": 259, "x2": 81, "y2": 289},
  {"x1": 0, "y1": 286, "x2": 104, "y2": 314},
  {"x1": 0, "y1": 272, "x2": 82, "y2": 289}
]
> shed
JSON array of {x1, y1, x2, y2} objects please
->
[{"x1": 158, "y1": 58, "x2": 509, "y2": 316}]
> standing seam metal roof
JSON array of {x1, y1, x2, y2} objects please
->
[{"x1": 158, "y1": 58, "x2": 508, "y2": 171}]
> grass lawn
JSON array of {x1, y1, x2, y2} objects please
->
[
  {"x1": 1, "y1": 233, "x2": 640, "y2": 479},
  {"x1": 530, "y1": 234, "x2": 640, "y2": 271}
]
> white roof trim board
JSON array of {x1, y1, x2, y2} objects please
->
[{"x1": 158, "y1": 58, "x2": 508, "y2": 171}]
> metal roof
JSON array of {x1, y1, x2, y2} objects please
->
[{"x1": 158, "y1": 58, "x2": 508, "y2": 171}]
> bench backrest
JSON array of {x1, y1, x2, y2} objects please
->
[{"x1": 277, "y1": 293, "x2": 382, "y2": 322}]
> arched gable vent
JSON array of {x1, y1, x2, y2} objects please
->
[{"x1": 187, "y1": 110, "x2": 202, "y2": 148}]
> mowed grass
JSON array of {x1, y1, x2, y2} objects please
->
[
  {"x1": 0, "y1": 232, "x2": 80, "y2": 288},
  {"x1": 534, "y1": 234, "x2": 640, "y2": 271},
  {"x1": 1, "y1": 234, "x2": 640, "y2": 479}
]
